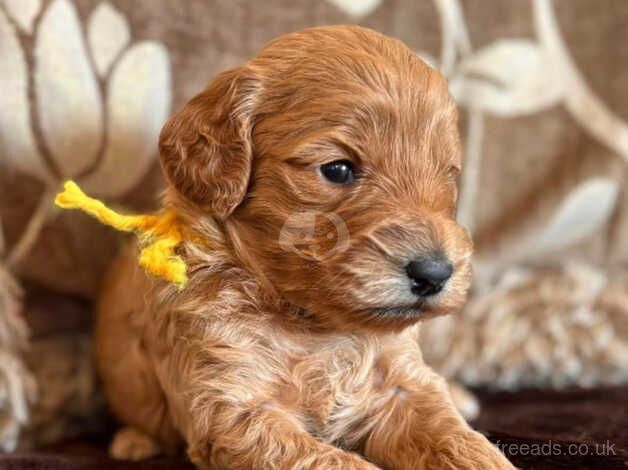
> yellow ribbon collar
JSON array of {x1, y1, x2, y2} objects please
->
[{"x1": 55, "y1": 181, "x2": 189, "y2": 288}]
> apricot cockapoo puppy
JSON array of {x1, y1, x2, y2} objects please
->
[{"x1": 95, "y1": 25, "x2": 514, "y2": 469}]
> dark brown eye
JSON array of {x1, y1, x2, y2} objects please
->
[{"x1": 320, "y1": 160, "x2": 354, "y2": 184}]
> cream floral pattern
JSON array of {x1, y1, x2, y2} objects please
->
[
  {"x1": 1, "y1": 0, "x2": 171, "y2": 266},
  {"x1": 0, "y1": 0, "x2": 171, "y2": 197},
  {"x1": 0, "y1": 0, "x2": 171, "y2": 450},
  {"x1": 432, "y1": 0, "x2": 625, "y2": 246}
]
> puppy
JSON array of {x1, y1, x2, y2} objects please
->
[{"x1": 95, "y1": 25, "x2": 514, "y2": 469}]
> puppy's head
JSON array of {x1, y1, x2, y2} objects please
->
[{"x1": 160, "y1": 25, "x2": 472, "y2": 331}]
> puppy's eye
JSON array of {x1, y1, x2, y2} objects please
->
[{"x1": 320, "y1": 160, "x2": 354, "y2": 185}]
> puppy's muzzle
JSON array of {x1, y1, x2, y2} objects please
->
[{"x1": 405, "y1": 252, "x2": 453, "y2": 297}]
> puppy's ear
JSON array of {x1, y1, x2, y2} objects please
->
[{"x1": 159, "y1": 67, "x2": 258, "y2": 219}]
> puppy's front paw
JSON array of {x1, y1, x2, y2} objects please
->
[
  {"x1": 328, "y1": 452, "x2": 380, "y2": 470},
  {"x1": 448, "y1": 382, "x2": 480, "y2": 421},
  {"x1": 109, "y1": 427, "x2": 161, "y2": 461},
  {"x1": 443, "y1": 431, "x2": 516, "y2": 470}
]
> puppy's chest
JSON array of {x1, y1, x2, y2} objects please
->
[{"x1": 280, "y1": 336, "x2": 380, "y2": 441}]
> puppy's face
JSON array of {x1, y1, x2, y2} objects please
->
[{"x1": 160, "y1": 26, "x2": 472, "y2": 331}]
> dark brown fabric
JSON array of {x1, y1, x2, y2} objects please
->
[
  {"x1": 17, "y1": 286, "x2": 104, "y2": 451},
  {"x1": 474, "y1": 386, "x2": 628, "y2": 469}
]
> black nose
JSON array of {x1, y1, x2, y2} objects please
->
[{"x1": 406, "y1": 255, "x2": 453, "y2": 297}]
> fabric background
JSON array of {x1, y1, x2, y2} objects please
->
[
  {"x1": 0, "y1": 0, "x2": 627, "y2": 449},
  {"x1": 1, "y1": 0, "x2": 627, "y2": 293},
  {"x1": 0, "y1": 0, "x2": 628, "y2": 295}
]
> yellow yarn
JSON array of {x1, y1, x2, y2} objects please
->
[{"x1": 55, "y1": 181, "x2": 188, "y2": 288}]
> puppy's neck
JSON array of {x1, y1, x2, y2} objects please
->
[{"x1": 162, "y1": 187, "x2": 280, "y2": 302}]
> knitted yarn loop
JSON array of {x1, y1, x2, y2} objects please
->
[{"x1": 54, "y1": 181, "x2": 188, "y2": 288}]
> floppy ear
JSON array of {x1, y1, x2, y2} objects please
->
[{"x1": 159, "y1": 67, "x2": 258, "y2": 219}]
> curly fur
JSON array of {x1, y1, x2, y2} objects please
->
[{"x1": 95, "y1": 25, "x2": 513, "y2": 469}]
